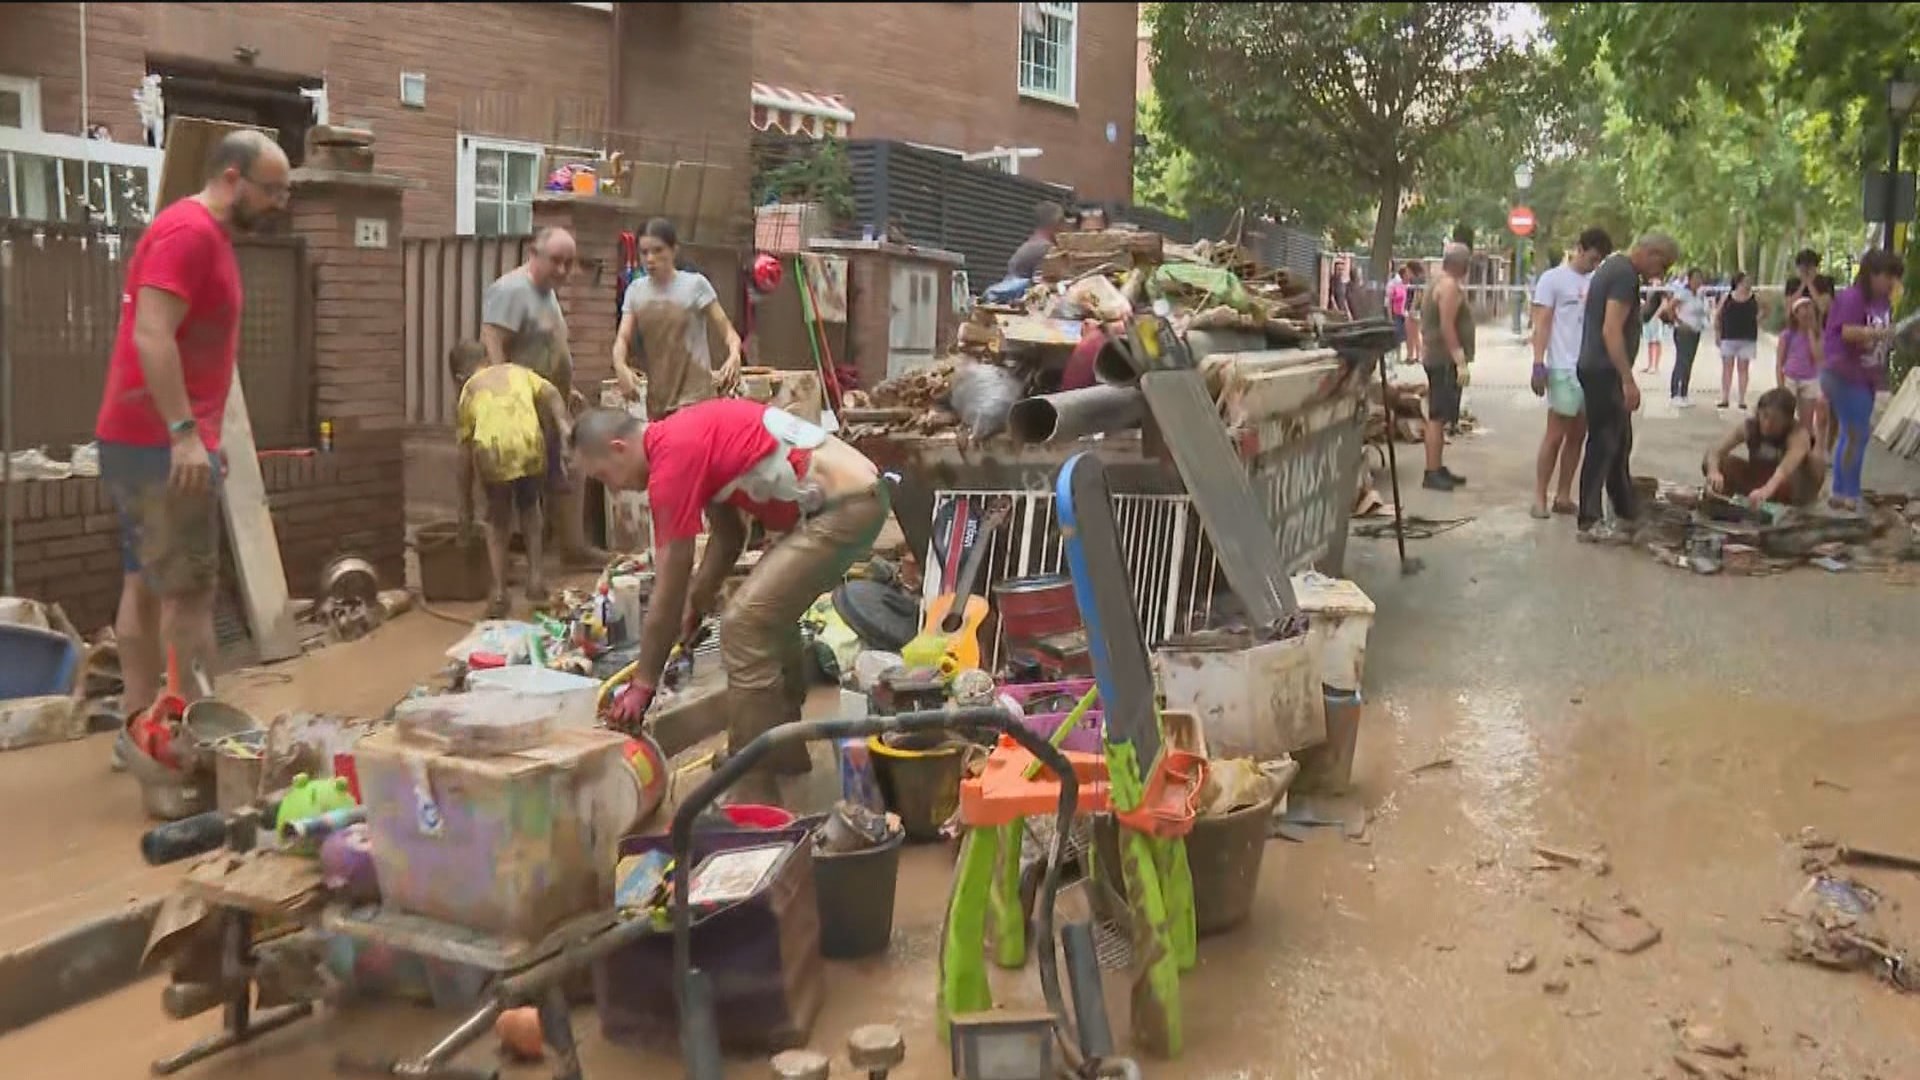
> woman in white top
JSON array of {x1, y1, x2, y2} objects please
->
[{"x1": 611, "y1": 218, "x2": 744, "y2": 420}]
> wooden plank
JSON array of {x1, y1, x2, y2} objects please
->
[
  {"x1": 157, "y1": 117, "x2": 271, "y2": 212},
  {"x1": 220, "y1": 374, "x2": 300, "y2": 662}
]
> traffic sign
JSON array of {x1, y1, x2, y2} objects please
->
[{"x1": 1508, "y1": 206, "x2": 1535, "y2": 237}]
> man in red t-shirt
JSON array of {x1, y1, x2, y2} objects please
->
[
  {"x1": 96, "y1": 130, "x2": 290, "y2": 725},
  {"x1": 572, "y1": 399, "x2": 888, "y2": 799}
]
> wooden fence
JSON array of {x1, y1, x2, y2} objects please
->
[
  {"x1": 0, "y1": 222, "x2": 312, "y2": 450},
  {"x1": 402, "y1": 235, "x2": 529, "y2": 427}
]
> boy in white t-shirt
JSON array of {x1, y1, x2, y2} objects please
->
[{"x1": 1528, "y1": 227, "x2": 1614, "y2": 519}]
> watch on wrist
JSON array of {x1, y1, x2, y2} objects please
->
[{"x1": 169, "y1": 418, "x2": 198, "y2": 441}]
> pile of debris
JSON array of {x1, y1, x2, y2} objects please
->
[
  {"x1": 844, "y1": 218, "x2": 1359, "y2": 445},
  {"x1": 1635, "y1": 488, "x2": 1920, "y2": 579}
]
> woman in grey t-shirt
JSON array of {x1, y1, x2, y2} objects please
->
[{"x1": 611, "y1": 218, "x2": 744, "y2": 420}]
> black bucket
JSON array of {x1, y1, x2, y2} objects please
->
[
  {"x1": 812, "y1": 828, "x2": 907, "y2": 959},
  {"x1": 1187, "y1": 793, "x2": 1279, "y2": 936}
]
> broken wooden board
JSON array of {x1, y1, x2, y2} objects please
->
[
  {"x1": 182, "y1": 849, "x2": 325, "y2": 917},
  {"x1": 1576, "y1": 903, "x2": 1662, "y2": 954},
  {"x1": 220, "y1": 375, "x2": 301, "y2": 662},
  {"x1": 157, "y1": 117, "x2": 276, "y2": 211}
]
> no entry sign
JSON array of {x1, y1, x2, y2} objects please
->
[{"x1": 1508, "y1": 206, "x2": 1536, "y2": 237}]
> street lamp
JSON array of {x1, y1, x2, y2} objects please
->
[{"x1": 1884, "y1": 71, "x2": 1919, "y2": 253}]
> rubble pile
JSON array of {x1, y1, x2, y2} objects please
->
[
  {"x1": 848, "y1": 219, "x2": 1357, "y2": 444},
  {"x1": 1637, "y1": 488, "x2": 1919, "y2": 579}
]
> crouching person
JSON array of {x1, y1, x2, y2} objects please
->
[
  {"x1": 571, "y1": 399, "x2": 888, "y2": 804},
  {"x1": 1704, "y1": 387, "x2": 1827, "y2": 507}
]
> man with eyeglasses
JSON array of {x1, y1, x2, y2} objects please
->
[
  {"x1": 482, "y1": 227, "x2": 608, "y2": 566},
  {"x1": 95, "y1": 129, "x2": 289, "y2": 749}
]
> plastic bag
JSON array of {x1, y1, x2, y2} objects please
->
[
  {"x1": 443, "y1": 620, "x2": 545, "y2": 666},
  {"x1": 948, "y1": 362, "x2": 1024, "y2": 440}
]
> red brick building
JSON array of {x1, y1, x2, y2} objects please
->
[{"x1": 1, "y1": 2, "x2": 1135, "y2": 236}]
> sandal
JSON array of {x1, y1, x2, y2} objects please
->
[
  {"x1": 1552, "y1": 500, "x2": 1578, "y2": 516},
  {"x1": 1530, "y1": 503, "x2": 1550, "y2": 520},
  {"x1": 484, "y1": 595, "x2": 510, "y2": 620}
]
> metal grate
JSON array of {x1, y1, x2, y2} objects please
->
[{"x1": 924, "y1": 489, "x2": 1221, "y2": 670}]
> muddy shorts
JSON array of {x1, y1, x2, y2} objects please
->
[
  {"x1": 1424, "y1": 361, "x2": 1463, "y2": 425},
  {"x1": 100, "y1": 441, "x2": 222, "y2": 596},
  {"x1": 1783, "y1": 375, "x2": 1823, "y2": 404},
  {"x1": 483, "y1": 475, "x2": 543, "y2": 520}
]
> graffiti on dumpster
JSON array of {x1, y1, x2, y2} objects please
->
[{"x1": 1254, "y1": 418, "x2": 1359, "y2": 574}]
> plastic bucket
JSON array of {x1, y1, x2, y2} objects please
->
[
  {"x1": 811, "y1": 828, "x2": 906, "y2": 959},
  {"x1": 868, "y1": 735, "x2": 968, "y2": 842},
  {"x1": 723, "y1": 804, "x2": 797, "y2": 830},
  {"x1": 415, "y1": 521, "x2": 493, "y2": 602},
  {"x1": 1187, "y1": 792, "x2": 1279, "y2": 936}
]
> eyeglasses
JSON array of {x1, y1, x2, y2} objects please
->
[{"x1": 242, "y1": 172, "x2": 290, "y2": 198}]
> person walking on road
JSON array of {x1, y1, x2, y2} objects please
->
[
  {"x1": 1715, "y1": 272, "x2": 1761, "y2": 410},
  {"x1": 1641, "y1": 276, "x2": 1670, "y2": 375},
  {"x1": 1577, "y1": 233, "x2": 1678, "y2": 542},
  {"x1": 1387, "y1": 262, "x2": 1415, "y2": 362},
  {"x1": 1821, "y1": 249, "x2": 1904, "y2": 510},
  {"x1": 1669, "y1": 267, "x2": 1709, "y2": 407},
  {"x1": 1528, "y1": 227, "x2": 1612, "y2": 519},
  {"x1": 482, "y1": 227, "x2": 607, "y2": 567},
  {"x1": 1419, "y1": 244, "x2": 1475, "y2": 492},
  {"x1": 95, "y1": 130, "x2": 289, "y2": 730}
]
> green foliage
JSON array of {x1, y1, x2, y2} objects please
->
[
  {"x1": 1133, "y1": 92, "x2": 1198, "y2": 216},
  {"x1": 1149, "y1": 2, "x2": 1544, "y2": 275},
  {"x1": 752, "y1": 138, "x2": 854, "y2": 223}
]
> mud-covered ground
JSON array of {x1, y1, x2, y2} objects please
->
[{"x1": 5, "y1": 337, "x2": 1918, "y2": 1079}]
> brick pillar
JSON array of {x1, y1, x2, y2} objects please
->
[
  {"x1": 533, "y1": 194, "x2": 645, "y2": 400},
  {"x1": 279, "y1": 168, "x2": 414, "y2": 587},
  {"x1": 289, "y1": 170, "x2": 411, "y2": 443}
]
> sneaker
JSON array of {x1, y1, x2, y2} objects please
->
[
  {"x1": 1422, "y1": 470, "x2": 1457, "y2": 492},
  {"x1": 1530, "y1": 503, "x2": 1551, "y2": 520},
  {"x1": 1716, "y1": 400, "x2": 1730, "y2": 410},
  {"x1": 1577, "y1": 521, "x2": 1635, "y2": 545},
  {"x1": 1440, "y1": 467, "x2": 1468, "y2": 487},
  {"x1": 1676, "y1": 398, "x2": 1694, "y2": 409}
]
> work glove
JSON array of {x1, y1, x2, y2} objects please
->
[{"x1": 606, "y1": 681, "x2": 655, "y2": 735}]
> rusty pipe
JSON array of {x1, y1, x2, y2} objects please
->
[{"x1": 1007, "y1": 385, "x2": 1145, "y2": 444}]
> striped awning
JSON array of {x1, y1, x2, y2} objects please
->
[{"x1": 750, "y1": 82, "x2": 854, "y2": 139}]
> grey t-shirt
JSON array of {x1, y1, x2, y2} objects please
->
[
  {"x1": 482, "y1": 270, "x2": 571, "y2": 388},
  {"x1": 1007, "y1": 236, "x2": 1051, "y2": 281},
  {"x1": 1578, "y1": 253, "x2": 1642, "y2": 373},
  {"x1": 622, "y1": 270, "x2": 721, "y2": 419}
]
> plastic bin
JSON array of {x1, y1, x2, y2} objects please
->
[
  {"x1": 1158, "y1": 630, "x2": 1326, "y2": 761},
  {"x1": 1290, "y1": 573, "x2": 1376, "y2": 693},
  {"x1": 593, "y1": 820, "x2": 823, "y2": 1054},
  {"x1": 812, "y1": 828, "x2": 905, "y2": 959},
  {"x1": 355, "y1": 726, "x2": 633, "y2": 941},
  {"x1": 0, "y1": 624, "x2": 80, "y2": 700},
  {"x1": 464, "y1": 666, "x2": 601, "y2": 730}
]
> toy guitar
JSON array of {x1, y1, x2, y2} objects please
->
[{"x1": 901, "y1": 496, "x2": 1011, "y2": 673}]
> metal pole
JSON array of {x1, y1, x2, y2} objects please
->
[
  {"x1": 1886, "y1": 113, "x2": 1903, "y2": 254},
  {"x1": 2, "y1": 238, "x2": 13, "y2": 596}
]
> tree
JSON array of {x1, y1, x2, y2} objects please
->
[{"x1": 1150, "y1": 2, "x2": 1545, "y2": 277}]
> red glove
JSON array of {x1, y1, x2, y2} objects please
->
[{"x1": 607, "y1": 682, "x2": 655, "y2": 734}]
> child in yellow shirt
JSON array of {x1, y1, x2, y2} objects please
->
[{"x1": 451, "y1": 342, "x2": 571, "y2": 617}]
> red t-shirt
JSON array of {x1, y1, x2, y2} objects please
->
[
  {"x1": 643, "y1": 398, "x2": 812, "y2": 544},
  {"x1": 95, "y1": 199, "x2": 243, "y2": 451}
]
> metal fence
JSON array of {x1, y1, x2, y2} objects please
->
[
  {"x1": 0, "y1": 221, "x2": 312, "y2": 451},
  {"x1": 750, "y1": 136, "x2": 1328, "y2": 292},
  {"x1": 402, "y1": 235, "x2": 530, "y2": 427}
]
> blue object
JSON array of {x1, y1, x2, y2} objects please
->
[
  {"x1": 1055, "y1": 453, "x2": 1160, "y2": 765},
  {"x1": 983, "y1": 276, "x2": 1032, "y2": 305},
  {"x1": 0, "y1": 624, "x2": 80, "y2": 700}
]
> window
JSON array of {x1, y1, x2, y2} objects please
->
[
  {"x1": 1018, "y1": 2, "x2": 1078, "y2": 105},
  {"x1": 0, "y1": 75, "x2": 41, "y2": 131},
  {"x1": 457, "y1": 135, "x2": 541, "y2": 236}
]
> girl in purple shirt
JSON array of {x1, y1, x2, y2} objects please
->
[{"x1": 1820, "y1": 249, "x2": 1904, "y2": 508}]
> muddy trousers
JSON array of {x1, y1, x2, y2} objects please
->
[
  {"x1": 1577, "y1": 366, "x2": 1638, "y2": 530},
  {"x1": 720, "y1": 487, "x2": 889, "y2": 775}
]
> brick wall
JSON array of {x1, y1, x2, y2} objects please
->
[
  {"x1": 4, "y1": 442, "x2": 405, "y2": 633},
  {"x1": 746, "y1": 2, "x2": 1138, "y2": 202},
  {"x1": 0, "y1": 2, "x2": 738, "y2": 237}
]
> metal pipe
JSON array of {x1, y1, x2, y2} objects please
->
[
  {"x1": 1092, "y1": 335, "x2": 1144, "y2": 387},
  {"x1": 1008, "y1": 385, "x2": 1144, "y2": 444}
]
